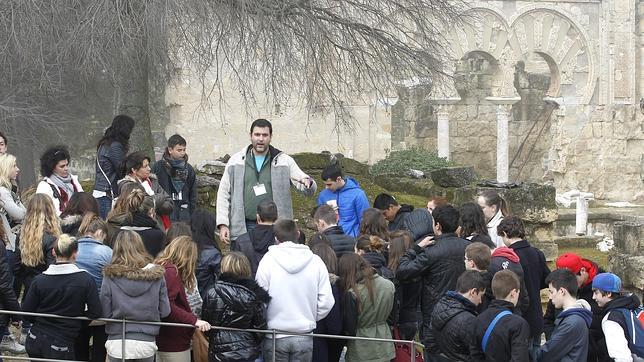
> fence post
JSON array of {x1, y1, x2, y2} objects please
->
[
  {"x1": 410, "y1": 340, "x2": 416, "y2": 362},
  {"x1": 122, "y1": 318, "x2": 126, "y2": 362},
  {"x1": 272, "y1": 329, "x2": 276, "y2": 362}
]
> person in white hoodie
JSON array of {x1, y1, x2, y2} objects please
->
[{"x1": 255, "y1": 219, "x2": 335, "y2": 362}]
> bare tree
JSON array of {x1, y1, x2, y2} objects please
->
[{"x1": 0, "y1": 0, "x2": 464, "y2": 152}]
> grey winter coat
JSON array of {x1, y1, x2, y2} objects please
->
[
  {"x1": 100, "y1": 263, "x2": 171, "y2": 342},
  {"x1": 216, "y1": 145, "x2": 317, "y2": 240},
  {"x1": 535, "y1": 305, "x2": 592, "y2": 362}
]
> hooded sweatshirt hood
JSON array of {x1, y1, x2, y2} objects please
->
[
  {"x1": 492, "y1": 246, "x2": 520, "y2": 263},
  {"x1": 103, "y1": 263, "x2": 165, "y2": 297},
  {"x1": 265, "y1": 242, "x2": 313, "y2": 274},
  {"x1": 341, "y1": 176, "x2": 361, "y2": 191},
  {"x1": 604, "y1": 293, "x2": 642, "y2": 313},
  {"x1": 558, "y1": 302, "x2": 593, "y2": 327},
  {"x1": 249, "y1": 224, "x2": 275, "y2": 255}
]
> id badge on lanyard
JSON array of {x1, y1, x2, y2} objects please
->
[{"x1": 253, "y1": 183, "x2": 267, "y2": 196}]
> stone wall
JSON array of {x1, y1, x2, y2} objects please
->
[{"x1": 390, "y1": 0, "x2": 644, "y2": 202}]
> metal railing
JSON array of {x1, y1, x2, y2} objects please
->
[{"x1": 0, "y1": 309, "x2": 424, "y2": 362}]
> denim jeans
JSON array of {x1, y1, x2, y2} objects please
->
[
  {"x1": 26, "y1": 329, "x2": 75, "y2": 361},
  {"x1": 263, "y1": 336, "x2": 313, "y2": 362},
  {"x1": 96, "y1": 196, "x2": 112, "y2": 219}
]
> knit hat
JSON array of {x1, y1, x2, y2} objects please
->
[
  {"x1": 556, "y1": 252, "x2": 584, "y2": 274},
  {"x1": 591, "y1": 273, "x2": 622, "y2": 293}
]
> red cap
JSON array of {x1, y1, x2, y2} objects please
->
[{"x1": 556, "y1": 252, "x2": 584, "y2": 274}]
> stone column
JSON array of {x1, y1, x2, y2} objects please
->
[
  {"x1": 429, "y1": 97, "x2": 460, "y2": 160},
  {"x1": 486, "y1": 97, "x2": 521, "y2": 183}
]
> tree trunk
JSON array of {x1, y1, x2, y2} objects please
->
[{"x1": 115, "y1": 48, "x2": 154, "y2": 158}]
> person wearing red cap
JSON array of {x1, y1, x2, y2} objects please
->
[{"x1": 544, "y1": 252, "x2": 608, "y2": 362}]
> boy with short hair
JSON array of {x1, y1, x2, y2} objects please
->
[
  {"x1": 317, "y1": 163, "x2": 369, "y2": 237},
  {"x1": 545, "y1": 252, "x2": 607, "y2": 361},
  {"x1": 152, "y1": 134, "x2": 197, "y2": 222},
  {"x1": 465, "y1": 242, "x2": 493, "y2": 311},
  {"x1": 501, "y1": 216, "x2": 550, "y2": 352},
  {"x1": 471, "y1": 269, "x2": 531, "y2": 361},
  {"x1": 428, "y1": 270, "x2": 487, "y2": 361},
  {"x1": 592, "y1": 273, "x2": 644, "y2": 362},
  {"x1": 535, "y1": 269, "x2": 592, "y2": 361}
]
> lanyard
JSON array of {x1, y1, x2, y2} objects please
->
[{"x1": 251, "y1": 151, "x2": 270, "y2": 182}]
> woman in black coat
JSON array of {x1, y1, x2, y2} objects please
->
[
  {"x1": 106, "y1": 186, "x2": 165, "y2": 257},
  {"x1": 191, "y1": 209, "x2": 222, "y2": 298},
  {"x1": 202, "y1": 252, "x2": 270, "y2": 362}
]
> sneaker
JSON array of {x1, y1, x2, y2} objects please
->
[{"x1": 0, "y1": 334, "x2": 26, "y2": 354}]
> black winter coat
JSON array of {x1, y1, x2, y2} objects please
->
[
  {"x1": 427, "y1": 291, "x2": 478, "y2": 361},
  {"x1": 508, "y1": 239, "x2": 550, "y2": 337},
  {"x1": 232, "y1": 225, "x2": 274, "y2": 277},
  {"x1": 387, "y1": 204, "x2": 414, "y2": 231},
  {"x1": 152, "y1": 156, "x2": 197, "y2": 222},
  {"x1": 107, "y1": 212, "x2": 166, "y2": 257},
  {"x1": 95, "y1": 141, "x2": 126, "y2": 197},
  {"x1": 488, "y1": 255, "x2": 530, "y2": 316},
  {"x1": 470, "y1": 299, "x2": 531, "y2": 362},
  {"x1": 196, "y1": 246, "x2": 221, "y2": 298},
  {"x1": 397, "y1": 276, "x2": 421, "y2": 325},
  {"x1": 544, "y1": 265, "x2": 609, "y2": 362},
  {"x1": 400, "y1": 208, "x2": 434, "y2": 241},
  {"x1": 467, "y1": 234, "x2": 495, "y2": 249},
  {"x1": 313, "y1": 274, "x2": 344, "y2": 362},
  {"x1": 322, "y1": 226, "x2": 355, "y2": 258},
  {"x1": 202, "y1": 273, "x2": 270, "y2": 362},
  {"x1": 396, "y1": 232, "x2": 470, "y2": 344},
  {"x1": 0, "y1": 243, "x2": 20, "y2": 326},
  {"x1": 18, "y1": 233, "x2": 57, "y2": 295}
]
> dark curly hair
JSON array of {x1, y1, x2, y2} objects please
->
[
  {"x1": 97, "y1": 115, "x2": 135, "y2": 152},
  {"x1": 39, "y1": 145, "x2": 71, "y2": 177}
]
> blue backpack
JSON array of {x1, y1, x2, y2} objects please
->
[{"x1": 616, "y1": 306, "x2": 644, "y2": 358}]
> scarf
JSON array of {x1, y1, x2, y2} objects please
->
[
  {"x1": 49, "y1": 173, "x2": 76, "y2": 199},
  {"x1": 163, "y1": 153, "x2": 188, "y2": 193}
]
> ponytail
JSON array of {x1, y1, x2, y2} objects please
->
[
  {"x1": 78, "y1": 212, "x2": 108, "y2": 237},
  {"x1": 355, "y1": 235, "x2": 386, "y2": 253},
  {"x1": 478, "y1": 190, "x2": 509, "y2": 217}
]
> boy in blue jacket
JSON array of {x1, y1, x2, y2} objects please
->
[
  {"x1": 317, "y1": 163, "x2": 369, "y2": 237},
  {"x1": 535, "y1": 269, "x2": 592, "y2": 361}
]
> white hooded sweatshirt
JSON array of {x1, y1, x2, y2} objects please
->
[{"x1": 255, "y1": 241, "x2": 334, "y2": 337}]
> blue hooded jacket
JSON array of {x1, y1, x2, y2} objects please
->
[
  {"x1": 317, "y1": 176, "x2": 370, "y2": 237},
  {"x1": 535, "y1": 305, "x2": 593, "y2": 362}
]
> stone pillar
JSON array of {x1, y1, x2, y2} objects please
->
[
  {"x1": 486, "y1": 97, "x2": 521, "y2": 183},
  {"x1": 429, "y1": 97, "x2": 460, "y2": 161}
]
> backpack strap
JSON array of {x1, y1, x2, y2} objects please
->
[{"x1": 482, "y1": 310, "x2": 512, "y2": 353}]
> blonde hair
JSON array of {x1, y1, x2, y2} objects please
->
[
  {"x1": 221, "y1": 252, "x2": 252, "y2": 279},
  {"x1": 0, "y1": 154, "x2": 16, "y2": 190},
  {"x1": 108, "y1": 188, "x2": 154, "y2": 220},
  {"x1": 155, "y1": 236, "x2": 197, "y2": 292},
  {"x1": 20, "y1": 194, "x2": 61, "y2": 267},
  {"x1": 111, "y1": 230, "x2": 152, "y2": 268},
  {"x1": 78, "y1": 212, "x2": 108, "y2": 237},
  {"x1": 54, "y1": 234, "x2": 77, "y2": 259}
]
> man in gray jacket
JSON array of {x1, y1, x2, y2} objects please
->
[{"x1": 216, "y1": 119, "x2": 317, "y2": 242}]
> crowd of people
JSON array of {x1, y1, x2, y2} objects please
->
[{"x1": 0, "y1": 115, "x2": 641, "y2": 362}]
